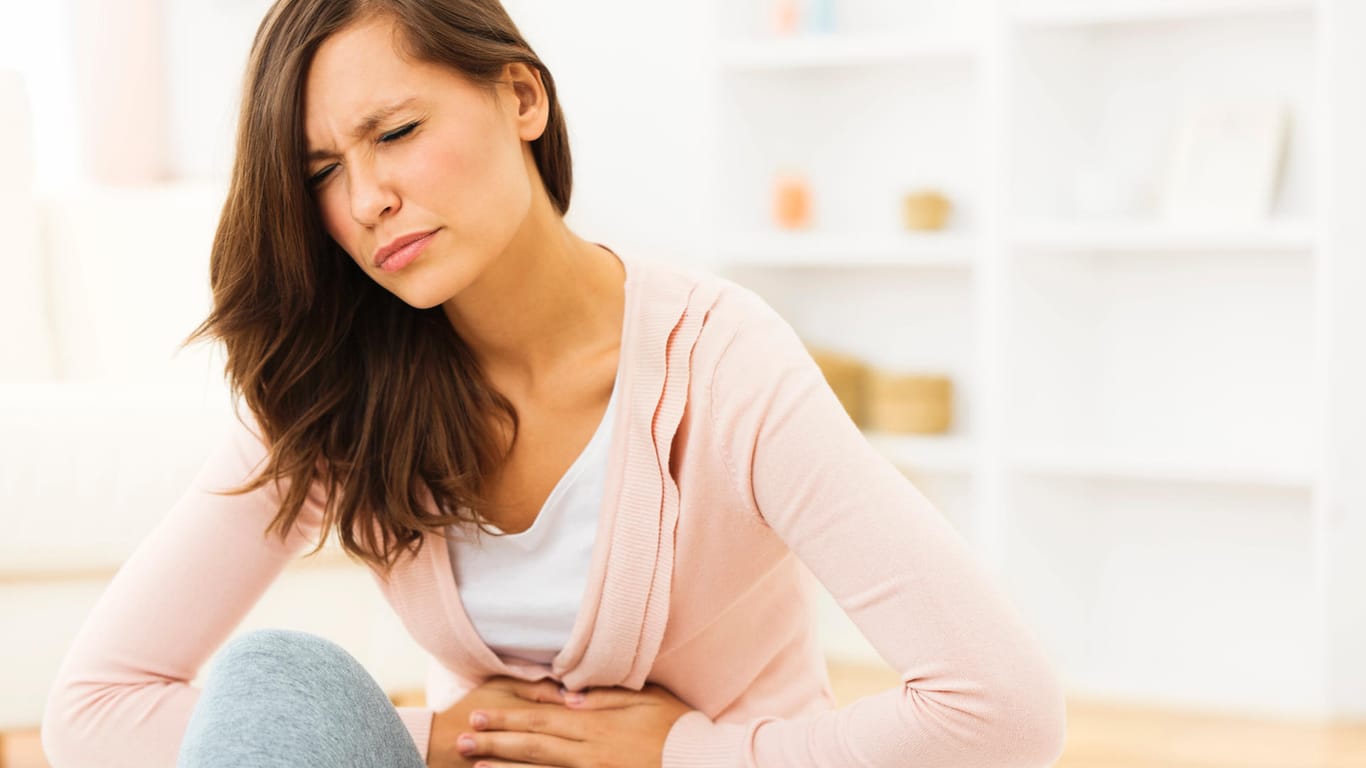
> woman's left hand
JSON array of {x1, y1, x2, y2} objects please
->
[{"x1": 453, "y1": 682, "x2": 694, "y2": 768}]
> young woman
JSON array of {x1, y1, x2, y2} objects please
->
[{"x1": 41, "y1": 1, "x2": 1066, "y2": 766}]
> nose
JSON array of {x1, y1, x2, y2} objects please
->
[{"x1": 347, "y1": 158, "x2": 400, "y2": 226}]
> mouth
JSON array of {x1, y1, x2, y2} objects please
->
[{"x1": 374, "y1": 229, "x2": 440, "y2": 272}]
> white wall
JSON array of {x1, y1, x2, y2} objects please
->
[{"x1": 157, "y1": 0, "x2": 717, "y2": 264}]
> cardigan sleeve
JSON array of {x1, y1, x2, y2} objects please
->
[
  {"x1": 39, "y1": 412, "x2": 435, "y2": 766},
  {"x1": 664, "y1": 291, "x2": 1067, "y2": 768}
]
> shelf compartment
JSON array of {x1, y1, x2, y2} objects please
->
[
  {"x1": 1010, "y1": 218, "x2": 1316, "y2": 254},
  {"x1": 1010, "y1": 0, "x2": 1315, "y2": 28},
  {"x1": 1005, "y1": 250, "x2": 1316, "y2": 484},
  {"x1": 720, "y1": 231, "x2": 975, "y2": 268},
  {"x1": 719, "y1": 33, "x2": 979, "y2": 72},
  {"x1": 1008, "y1": 10, "x2": 1316, "y2": 226},
  {"x1": 716, "y1": 66, "x2": 981, "y2": 235},
  {"x1": 1002, "y1": 476, "x2": 1318, "y2": 717}
]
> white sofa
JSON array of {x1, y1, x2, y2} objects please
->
[{"x1": 0, "y1": 73, "x2": 431, "y2": 731}]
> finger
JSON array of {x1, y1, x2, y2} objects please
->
[
  {"x1": 457, "y1": 730, "x2": 583, "y2": 766},
  {"x1": 491, "y1": 677, "x2": 566, "y2": 704},
  {"x1": 561, "y1": 686, "x2": 650, "y2": 710},
  {"x1": 470, "y1": 707, "x2": 586, "y2": 741}
]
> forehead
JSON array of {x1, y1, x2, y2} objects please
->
[{"x1": 302, "y1": 16, "x2": 479, "y2": 150}]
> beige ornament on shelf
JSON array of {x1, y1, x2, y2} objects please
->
[
  {"x1": 866, "y1": 370, "x2": 953, "y2": 434},
  {"x1": 902, "y1": 189, "x2": 952, "y2": 231}
]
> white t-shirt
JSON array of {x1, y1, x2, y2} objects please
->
[{"x1": 447, "y1": 378, "x2": 618, "y2": 666}]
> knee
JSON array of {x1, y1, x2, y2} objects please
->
[
  {"x1": 216, "y1": 628, "x2": 349, "y2": 665},
  {"x1": 208, "y1": 629, "x2": 369, "y2": 692}
]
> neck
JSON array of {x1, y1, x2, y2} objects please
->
[{"x1": 439, "y1": 191, "x2": 624, "y2": 396}]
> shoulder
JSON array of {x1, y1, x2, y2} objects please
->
[
  {"x1": 629, "y1": 254, "x2": 799, "y2": 355},
  {"x1": 632, "y1": 257, "x2": 814, "y2": 410}
]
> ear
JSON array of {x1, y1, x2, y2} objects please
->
[{"x1": 504, "y1": 62, "x2": 549, "y2": 143}]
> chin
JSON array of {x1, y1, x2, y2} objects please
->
[
  {"x1": 391, "y1": 264, "x2": 479, "y2": 311},
  {"x1": 391, "y1": 280, "x2": 459, "y2": 310}
]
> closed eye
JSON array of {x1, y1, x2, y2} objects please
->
[
  {"x1": 307, "y1": 121, "x2": 420, "y2": 188},
  {"x1": 308, "y1": 164, "x2": 337, "y2": 188},
  {"x1": 379, "y1": 121, "x2": 420, "y2": 143}
]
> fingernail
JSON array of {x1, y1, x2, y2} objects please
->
[
  {"x1": 457, "y1": 735, "x2": 476, "y2": 753},
  {"x1": 470, "y1": 711, "x2": 488, "y2": 729},
  {"x1": 565, "y1": 691, "x2": 585, "y2": 705}
]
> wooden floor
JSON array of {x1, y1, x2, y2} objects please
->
[
  {"x1": 7, "y1": 664, "x2": 1366, "y2": 767},
  {"x1": 826, "y1": 663, "x2": 1366, "y2": 768}
]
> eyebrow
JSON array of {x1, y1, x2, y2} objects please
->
[{"x1": 306, "y1": 97, "x2": 419, "y2": 162}]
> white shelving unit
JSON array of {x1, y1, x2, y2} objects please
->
[
  {"x1": 718, "y1": 33, "x2": 979, "y2": 71},
  {"x1": 719, "y1": 231, "x2": 975, "y2": 268},
  {"x1": 1008, "y1": 0, "x2": 1315, "y2": 27},
  {"x1": 1010, "y1": 218, "x2": 1317, "y2": 254},
  {"x1": 705, "y1": 0, "x2": 1366, "y2": 720}
]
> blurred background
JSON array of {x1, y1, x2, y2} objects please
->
[{"x1": 2, "y1": 0, "x2": 1365, "y2": 766}]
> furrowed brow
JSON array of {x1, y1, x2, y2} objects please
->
[{"x1": 306, "y1": 97, "x2": 419, "y2": 161}]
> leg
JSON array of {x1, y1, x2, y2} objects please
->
[{"x1": 176, "y1": 629, "x2": 426, "y2": 768}]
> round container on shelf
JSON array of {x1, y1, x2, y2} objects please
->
[
  {"x1": 902, "y1": 190, "x2": 952, "y2": 231},
  {"x1": 866, "y1": 371, "x2": 953, "y2": 434}
]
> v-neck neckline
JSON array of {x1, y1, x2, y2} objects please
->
[
  {"x1": 437, "y1": 244, "x2": 633, "y2": 677},
  {"x1": 472, "y1": 367, "x2": 620, "y2": 541}
]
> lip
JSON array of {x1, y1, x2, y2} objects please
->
[{"x1": 374, "y1": 229, "x2": 439, "y2": 272}]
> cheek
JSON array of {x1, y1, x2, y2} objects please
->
[
  {"x1": 317, "y1": 193, "x2": 363, "y2": 260},
  {"x1": 406, "y1": 126, "x2": 526, "y2": 216}
]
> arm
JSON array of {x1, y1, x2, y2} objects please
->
[
  {"x1": 664, "y1": 294, "x2": 1066, "y2": 767},
  {"x1": 39, "y1": 411, "x2": 435, "y2": 766}
]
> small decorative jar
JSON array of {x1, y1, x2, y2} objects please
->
[
  {"x1": 902, "y1": 189, "x2": 952, "y2": 231},
  {"x1": 774, "y1": 172, "x2": 813, "y2": 230}
]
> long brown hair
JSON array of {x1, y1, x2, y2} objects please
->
[{"x1": 180, "y1": 0, "x2": 573, "y2": 575}]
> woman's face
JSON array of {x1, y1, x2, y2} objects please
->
[{"x1": 302, "y1": 15, "x2": 546, "y2": 309}]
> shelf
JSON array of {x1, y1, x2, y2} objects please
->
[
  {"x1": 1010, "y1": 219, "x2": 1316, "y2": 254},
  {"x1": 1010, "y1": 0, "x2": 1314, "y2": 28},
  {"x1": 718, "y1": 34, "x2": 978, "y2": 72},
  {"x1": 864, "y1": 432, "x2": 974, "y2": 475},
  {"x1": 1011, "y1": 446, "x2": 1313, "y2": 490},
  {"x1": 721, "y1": 231, "x2": 975, "y2": 269}
]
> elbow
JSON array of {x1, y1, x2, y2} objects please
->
[
  {"x1": 41, "y1": 676, "x2": 103, "y2": 768},
  {"x1": 993, "y1": 677, "x2": 1067, "y2": 768},
  {"x1": 40, "y1": 685, "x2": 78, "y2": 768},
  {"x1": 971, "y1": 661, "x2": 1068, "y2": 768},
  {"x1": 904, "y1": 660, "x2": 1067, "y2": 768}
]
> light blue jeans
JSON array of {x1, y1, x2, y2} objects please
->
[{"x1": 176, "y1": 629, "x2": 427, "y2": 767}]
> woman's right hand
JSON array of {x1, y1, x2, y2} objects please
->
[{"x1": 427, "y1": 676, "x2": 568, "y2": 768}]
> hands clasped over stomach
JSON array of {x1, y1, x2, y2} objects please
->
[{"x1": 427, "y1": 675, "x2": 693, "y2": 768}]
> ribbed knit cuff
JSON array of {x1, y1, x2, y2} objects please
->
[
  {"x1": 396, "y1": 706, "x2": 434, "y2": 761},
  {"x1": 661, "y1": 710, "x2": 750, "y2": 768}
]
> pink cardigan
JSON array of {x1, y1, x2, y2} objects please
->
[{"x1": 42, "y1": 250, "x2": 1066, "y2": 767}]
